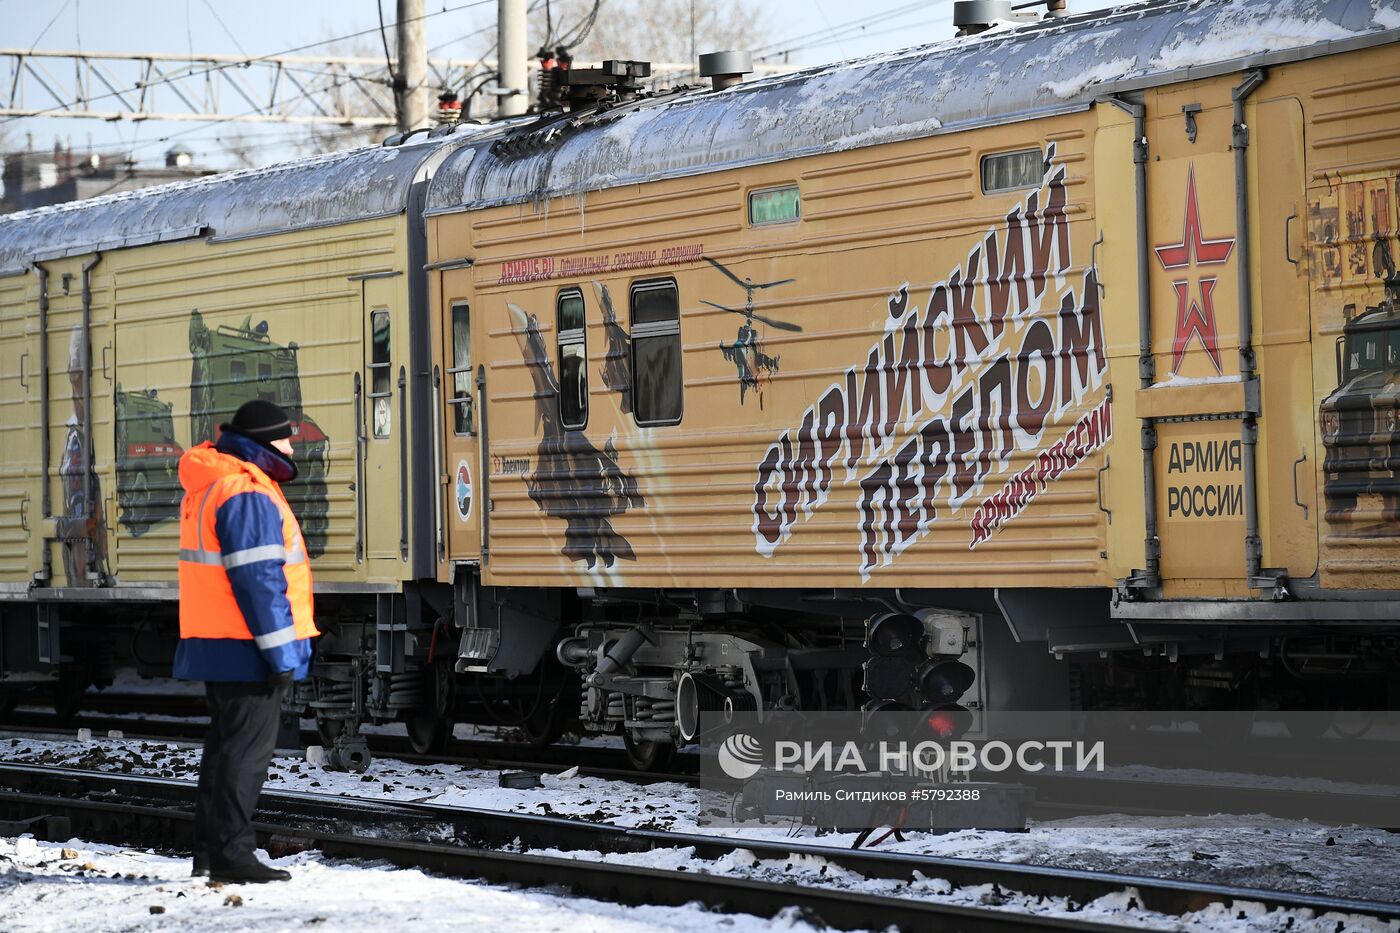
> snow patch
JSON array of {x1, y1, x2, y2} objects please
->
[
  {"x1": 1152, "y1": 16, "x2": 1357, "y2": 71},
  {"x1": 1040, "y1": 58, "x2": 1137, "y2": 99}
]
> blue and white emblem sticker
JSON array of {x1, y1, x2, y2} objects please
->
[{"x1": 455, "y1": 459, "x2": 472, "y2": 521}]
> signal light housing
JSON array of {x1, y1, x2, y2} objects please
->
[
  {"x1": 917, "y1": 659, "x2": 976, "y2": 704},
  {"x1": 865, "y1": 612, "x2": 924, "y2": 657}
]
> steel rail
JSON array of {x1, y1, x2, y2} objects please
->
[
  {"x1": 8, "y1": 712, "x2": 1400, "y2": 824},
  {"x1": 0, "y1": 776, "x2": 1127, "y2": 932},
  {"x1": 0, "y1": 762, "x2": 1396, "y2": 927}
]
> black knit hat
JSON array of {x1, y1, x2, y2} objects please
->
[{"x1": 222, "y1": 399, "x2": 293, "y2": 443}]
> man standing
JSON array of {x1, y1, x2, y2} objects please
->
[{"x1": 175, "y1": 400, "x2": 318, "y2": 883}]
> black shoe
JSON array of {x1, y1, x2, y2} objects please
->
[
  {"x1": 208, "y1": 861, "x2": 291, "y2": 884},
  {"x1": 191, "y1": 853, "x2": 209, "y2": 878}
]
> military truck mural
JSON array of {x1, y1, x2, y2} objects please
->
[
  {"x1": 1316, "y1": 173, "x2": 1400, "y2": 526},
  {"x1": 187, "y1": 310, "x2": 331, "y2": 556},
  {"x1": 113, "y1": 384, "x2": 183, "y2": 536}
]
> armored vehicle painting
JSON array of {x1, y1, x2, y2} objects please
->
[
  {"x1": 113, "y1": 384, "x2": 183, "y2": 536},
  {"x1": 1321, "y1": 308, "x2": 1400, "y2": 520},
  {"x1": 187, "y1": 310, "x2": 330, "y2": 556},
  {"x1": 1317, "y1": 174, "x2": 1400, "y2": 527}
]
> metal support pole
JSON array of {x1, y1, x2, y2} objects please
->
[
  {"x1": 396, "y1": 0, "x2": 429, "y2": 132},
  {"x1": 80, "y1": 254, "x2": 101, "y2": 583},
  {"x1": 497, "y1": 0, "x2": 528, "y2": 117},
  {"x1": 1232, "y1": 69, "x2": 1267, "y2": 584},
  {"x1": 35, "y1": 265, "x2": 51, "y2": 585},
  {"x1": 1110, "y1": 95, "x2": 1159, "y2": 587}
]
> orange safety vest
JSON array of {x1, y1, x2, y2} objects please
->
[{"x1": 177, "y1": 443, "x2": 318, "y2": 650}]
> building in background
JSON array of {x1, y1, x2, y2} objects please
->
[{"x1": 0, "y1": 142, "x2": 212, "y2": 213}]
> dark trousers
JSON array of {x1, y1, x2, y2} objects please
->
[{"x1": 194, "y1": 681, "x2": 283, "y2": 868}]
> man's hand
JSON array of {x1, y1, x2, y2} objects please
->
[{"x1": 268, "y1": 669, "x2": 295, "y2": 688}]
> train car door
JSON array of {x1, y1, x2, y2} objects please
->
[
  {"x1": 360, "y1": 276, "x2": 404, "y2": 577},
  {"x1": 0, "y1": 272, "x2": 34, "y2": 580},
  {"x1": 438, "y1": 268, "x2": 481, "y2": 563},
  {"x1": 1252, "y1": 97, "x2": 1318, "y2": 580},
  {"x1": 1142, "y1": 85, "x2": 1317, "y2": 591}
]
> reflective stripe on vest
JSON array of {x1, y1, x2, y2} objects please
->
[{"x1": 177, "y1": 478, "x2": 307, "y2": 570}]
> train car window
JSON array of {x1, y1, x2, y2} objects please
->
[
  {"x1": 449, "y1": 303, "x2": 473, "y2": 435},
  {"x1": 981, "y1": 148, "x2": 1043, "y2": 193},
  {"x1": 369, "y1": 309, "x2": 392, "y2": 438},
  {"x1": 230, "y1": 360, "x2": 246, "y2": 382},
  {"x1": 557, "y1": 289, "x2": 588, "y2": 430},
  {"x1": 630, "y1": 278, "x2": 682, "y2": 425},
  {"x1": 749, "y1": 185, "x2": 801, "y2": 226}
]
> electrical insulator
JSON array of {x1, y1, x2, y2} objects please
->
[{"x1": 436, "y1": 91, "x2": 461, "y2": 125}]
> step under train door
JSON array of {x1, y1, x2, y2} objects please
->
[{"x1": 1140, "y1": 86, "x2": 1316, "y2": 594}]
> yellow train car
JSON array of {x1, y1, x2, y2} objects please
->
[
  {"x1": 0, "y1": 137, "x2": 490, "y2": 739},
  {"x1": 2, "y1": 0, "x2": 1398, "y2": 769},
  {"x1": 424, "y1": 0, "x2": 1400, "y2": 758}
]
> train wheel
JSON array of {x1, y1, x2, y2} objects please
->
[
  {"x1": 624, "y1": 732, "x2": 674, "y2": 772},
  {"x1": 406, "y1": 712, "x2": 453, "y2": 755}
]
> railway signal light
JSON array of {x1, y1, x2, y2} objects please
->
[
  {"x1": 917, "y1": 659, "x2": 976, "y2": 704},
  {"x1": 923, "y1": 704, "x2": 973, "y2": 741},
  {"x1": 865, "y1": 612, "x2": 924, "y2": 657},
  {"x1": 863, "y1": 655, "x2": 916, "y2": 700}
]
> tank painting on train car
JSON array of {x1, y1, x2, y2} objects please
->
[
  {"x1": 508, "y1": 302, "x2": 645, "y2": 568},
  {"x1": 187, "y1": 310, "x2": 332, "y2": 557},
  {"x1": 751, "y1": 146, "x2": 1111, "y2": 577},
  {"x1": 1311, "y1": 172, "x2": 1400, "y2": 533},
  {"x1": 702, "y1": 257, "x2": 802, "y2": 408},
  {"x1": 114, "y1": 385, "x2": 183, "y2": 537}
]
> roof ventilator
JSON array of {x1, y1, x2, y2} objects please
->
[
  {"x1": 954, "y1": 0, "x2": 1065, "y2": 35},
  {"x1": 698, "y1": 50, "x2": 753, "y2": 91}
]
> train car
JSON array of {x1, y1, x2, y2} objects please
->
[
  {"x1": 1, "y1": 0, "x2": 1398, "y2": 770},
  {"x1": 0, "y1": 132, "x2": 506, "y2": 746},
  {"x1": 421, "y1": 0, "x2": 1400, "y2": 762}
]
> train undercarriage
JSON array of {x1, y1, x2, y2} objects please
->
[{"x1": 2, "y1": 574, "x2": 1398, "y2": 771}]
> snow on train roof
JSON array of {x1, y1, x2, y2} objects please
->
[
  {"x1": 426, "y1": 0, "x2": 1400, "y2": 214},
  {"x1": 0, "y1": 127, "x2": 495, "y2": 277}
]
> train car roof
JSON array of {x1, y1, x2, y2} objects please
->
[
  {"x1": 0, "y1": 126, "x2": 502, "y2": 277},
  {"x1": 426, "y1": 0, "x2": 1400, "y2": 215}
]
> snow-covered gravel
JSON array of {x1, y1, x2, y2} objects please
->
[
  {"x1": 5, "y1": 733, "x2": 1400, "y2": 908},
  {"x1": 0, "y1": 836, "x2": 822, "y2": 933}
]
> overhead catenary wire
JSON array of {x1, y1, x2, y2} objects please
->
[{"x1": 751, "y1": 1, "x2": 940, "y2": 62}]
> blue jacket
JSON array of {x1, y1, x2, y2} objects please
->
[{"x1": 173, "y1": 431, "x2": 316, "y2": 682}]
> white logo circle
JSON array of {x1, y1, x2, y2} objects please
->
[{"x1": 717, "y1": 732, "x2": 764, "y2": 780}]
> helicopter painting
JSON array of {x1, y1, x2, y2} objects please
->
[{"x1": 703, "y1": 257, "x2": 802, "y2": 408}]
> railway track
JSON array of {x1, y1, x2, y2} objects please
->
[
  {"x1": 6, "y1": 712, "x2": 1400, "y2": 829},
  {"x1": 2, "y1": 762, "x2": 1396, "y2": 931}
]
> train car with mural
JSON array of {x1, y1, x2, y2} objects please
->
[{"x1": 1, "y1": 0, "x2": 1398, "y2": 769}]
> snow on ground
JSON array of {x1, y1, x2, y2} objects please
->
[
  {"x1": 83, "y1": 671, "x2": 205, "y2": 697},
  {"x1": 0, "y1": 836, "x2": 822, "y2": 933},
  {"x1": 4, "y1": 733, "x2": 1400, "y2": 907}
]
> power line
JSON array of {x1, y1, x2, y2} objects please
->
[
  {"x1": 26, "y1": 0, "x2": 73, "y2": 54},
  {"x1": 201, "y1": 0, "x2": 251, "y2": 57},
  {"x1": 1, "y1": 0, "x2": 494, "y2": 126},
  {"x1": 750, "y1": 1, "x2": 933, "y2": 61}
]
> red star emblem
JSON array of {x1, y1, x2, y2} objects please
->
[{"x1": 1154, "y1": 164, "x2": 1235, "y2": 374}]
